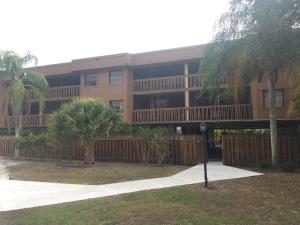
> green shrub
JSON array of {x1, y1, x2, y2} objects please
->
[
  {"x1": 15, "y1": 130, "x2": 48, "y2": 149},
  {"x1": 0, "y1": 128, "x2": 14, "y2": 136},
  {"x1": 48, "y1": 98, "x2": 123, "y2": 164},
  {"x1": 280, "y1": 162, "x2": 297, "y2": 173},
  {"x1": 136, "y1": 126, "x2": 175, "y2": 165},
  {"x1": 256, "y1": 161, "x2": 271, "y2": 169}
]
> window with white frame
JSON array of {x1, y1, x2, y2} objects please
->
[
  {"x1": 263, "y1": 89, "x2": 284, "y2": 108},
  {"x1": 109, "y1": 70, "x2": 123, "y2": 85},
  {"x1": 109, "y1": 100, "x2": 123, "y2": 112}
]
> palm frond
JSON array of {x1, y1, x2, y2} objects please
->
[
  {"x1": 0, "y1": 51, "x2": 23, "y2": 79},
  {"x1": 22, "y1": 51, "x2": 38, "y2": 66},
  {"x1": 48, "y1": 99, "x2": 122, "y2": 147},
  {"x1": 200, "y1": 0, "x2": 300, "y2": 102},
  {"x1": 23, "y1": 71, "x2": 48, "y2": 114},
  {"x1": 24, "y1": 70, "x2": 48, "y2": 96}
]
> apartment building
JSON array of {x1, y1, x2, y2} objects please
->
[{"x1": 1, "y1": 44, "x2": 300, "y2": 131}]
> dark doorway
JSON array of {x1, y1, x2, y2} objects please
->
[{"x1": 207, "y1": 129, "x2": 222, "y2": 161}]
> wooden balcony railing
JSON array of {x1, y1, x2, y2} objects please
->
[
  {"x1": 133, "y1": 104, "x2": 252, "y2": 123},
  {"x1": 133, "y1": 74, "x2": 229, "y2": 94},
  {"x1": 188, "y1": 73, "x2": 229, "y2": 90},
  {"x1": 189, "y1": 104, "x2": 252, "y2": 121},
  {"x1": 188, "y1": 74, "x2": 202, "y2": 89},
  {"x1": 7, "y1": 114, "x2": 51, "y2": 128},
  {"x1": 133, "y1": 76, "x2": 185, "y2": 93},
  {"x1": 133, "y1": 107, "x2": 187, "y2": 123},
  {"x1": 28, "y1": 85, "x2": 80, "y2": 101}
]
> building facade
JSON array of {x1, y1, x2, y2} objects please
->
[{"x1": 1, "y1": 44, "x2": 300, "y2": 131}]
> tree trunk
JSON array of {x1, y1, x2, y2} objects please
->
[
  {"x1": 5, "y1": 108, "x2": 11, "y2": 134},
  {"x1": 14, "y1": 111, "x2": 23, "y2": 158},
  {"x1": 267, "y1": 75, "x2": 278, "y2": 167},
  {"x1": 157, "y1": 152, "x2": 163, "y2": 165},
  {"x1": 39, "y1": 112, "x2": 42, "y2": 127},
  {"x1": 142, "y1": 147, "x2": 148, "y2": 165},
  {"x1": 141, "y1": 142, "x2": 149, "y2": 165},
  {"x1": 84, "y1": 144, "x2": 95, "y2": 165},
  {"x1": 3, "y1": 88, "x2": 11, "y2": 134}
]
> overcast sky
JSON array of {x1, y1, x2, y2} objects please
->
[{"x1": 0, "y1": 0, "x2": 229, "y2": 66}]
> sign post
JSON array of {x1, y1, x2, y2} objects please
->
[{"x1": 200, "y1": 122, "x2": 208, "y2": 188}]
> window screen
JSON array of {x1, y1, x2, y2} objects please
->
[
  {"x1": 84, "y1": 73, "x2": 97, "y2": 86},
  {"x1": 109, "y1": 70, "x2": 123, "y2": 85}
]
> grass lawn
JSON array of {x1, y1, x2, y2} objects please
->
[
  {"x1": 5, "y1": 160, "x2": 187, "y2": 185},
  {"x1": 1, "y1": 170, "x2": 299, "y2": 225}
]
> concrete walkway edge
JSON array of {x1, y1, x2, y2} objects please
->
[{"x1": 0, "y1": 159, "x2": 9, "y2": 180}]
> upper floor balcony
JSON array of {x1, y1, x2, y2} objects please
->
[
  {"x1": 7, "y1": 114, "x2": 51, "y2": 128},
  {"x1": 5, "y1": 104, "x2": 252, "y2": 128},
  {"x1": 132, "y1": 104, "x2": 252, "y2": 124},
  {"x1": 28, "y1": 85, "x2": 80, "y2": 101},
  {"x1": 133, "y1": 73, "x2": 228, "y2": 94}
]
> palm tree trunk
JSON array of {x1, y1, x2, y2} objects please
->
[
  {"x1": 14, "y1": 116, "x2": 22, "y2": 158},
  {"x1": 39, "y1": 112, "x2": 42, "y2": 127},
  {"x1": 4, "y1": 107, "x2": 11, "y2": 134},
  {"x1": 267, "y1": 75, "x2": 278, "y2": 167},
  {"x1": 3, "y1": 88, "x2": 11, "y2": 134},
  {"x1": 14, "y1": 106, "x2": 23, "y2": 158},
  {"x1": 84, "y1": 144, "x2": 95, "y2": 165}
]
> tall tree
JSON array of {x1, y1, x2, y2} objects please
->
[
  {"x1": 0, "y1": 51, "x2": 48, "y2": 157},
  {"x1": 200, "y1": 0, "x2": 300, "y2": 166},
  {"x1": 48, "y1": 99, "x2": 123, "y2": 165},
  {"x1": 292, "y1": 71, "x2": 300, "y2": 111}
]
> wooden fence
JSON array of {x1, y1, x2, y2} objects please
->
[
  {"x1": 0, "y1": 136, "x2": 15, "y2": 157},
  {"x1": 0, "y1": 135, "x2": 203, "y2": 165},
  {"x1": 222, "y1": 135, "x2": 300, "y2": 165}
]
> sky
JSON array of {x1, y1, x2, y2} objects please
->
[{"x1": 0, "y1": 0, "x2": 229, "y2": 66}]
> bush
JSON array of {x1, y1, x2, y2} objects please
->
[
  {"x1": 256, "y1": 161, "x2": 271, "y2": 169},
  {"x1": 137, "y1": 126, "x2": 175, "y2": 165},
  {"x1": 48, "y1": 98, "x2": 123, "y2": 164},
  {"x1": 280, "y1": 162, "x2": 297, "y2": 173},
  {"x1": 0, "y1": 128, "x2": 14, "y2": 136},
  {"x1": 15, "y1": 129, "x2": 48, "y2": 149}
]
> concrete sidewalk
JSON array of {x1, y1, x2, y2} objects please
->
[
  {"x1": 0, "y1": 160, "x2": 9, "y2": 180},
  {"x1": 0, "y1": 162, "x2": 261, "y2": 212}
]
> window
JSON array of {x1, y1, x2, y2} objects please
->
[
  {"x1": 188, "y1": 61, "x2": 200, "y2": 74},
  {"x1": 84, "y1": 73, "x2": 97, "y2": 86},
  {"x1": 263, "y1": 89, "x2": 284, "y2": 108},
  {"x1": 109, "y1": 70, "x2": 123, "y2": 85},
  {"x1": 110, "y1": 100, "x2": 123, "y2": 112}
]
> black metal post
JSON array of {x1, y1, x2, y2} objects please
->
[{"x1": 202, "y1": 131, "x2": 208, "y2": 188}]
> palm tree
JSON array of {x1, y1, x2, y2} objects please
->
[
  {"x1": 0, "y1": 51, "x2": 48, "y2": 157},
  {"x1": 200, "y1": 0, "x2": 300, "y2": 167},
  {"x1": 48, "y1": 98, "x2": 123, "y2": 164}
]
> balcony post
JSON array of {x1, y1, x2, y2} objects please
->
[{"x1": 184, "y1": 63, "x2": 189, "y2": 121}]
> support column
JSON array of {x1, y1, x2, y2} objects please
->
[
  {"x1": 80, "y1": 72, "x2": 85, "y2": 100},
  {"x1": 184, "y1": 63, "x2": 189, "y2": 121}
]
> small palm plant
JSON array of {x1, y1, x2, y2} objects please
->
[
  {"x1": 0, "y1": 51, "x2": 48, "y2": 157},
  {"x1": 48, "y1": 98, "x2": 123, "y2": 164}
]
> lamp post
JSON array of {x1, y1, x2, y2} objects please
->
[{"x1": 200, "y1": 122, "x2": 208, "y2": 188}]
